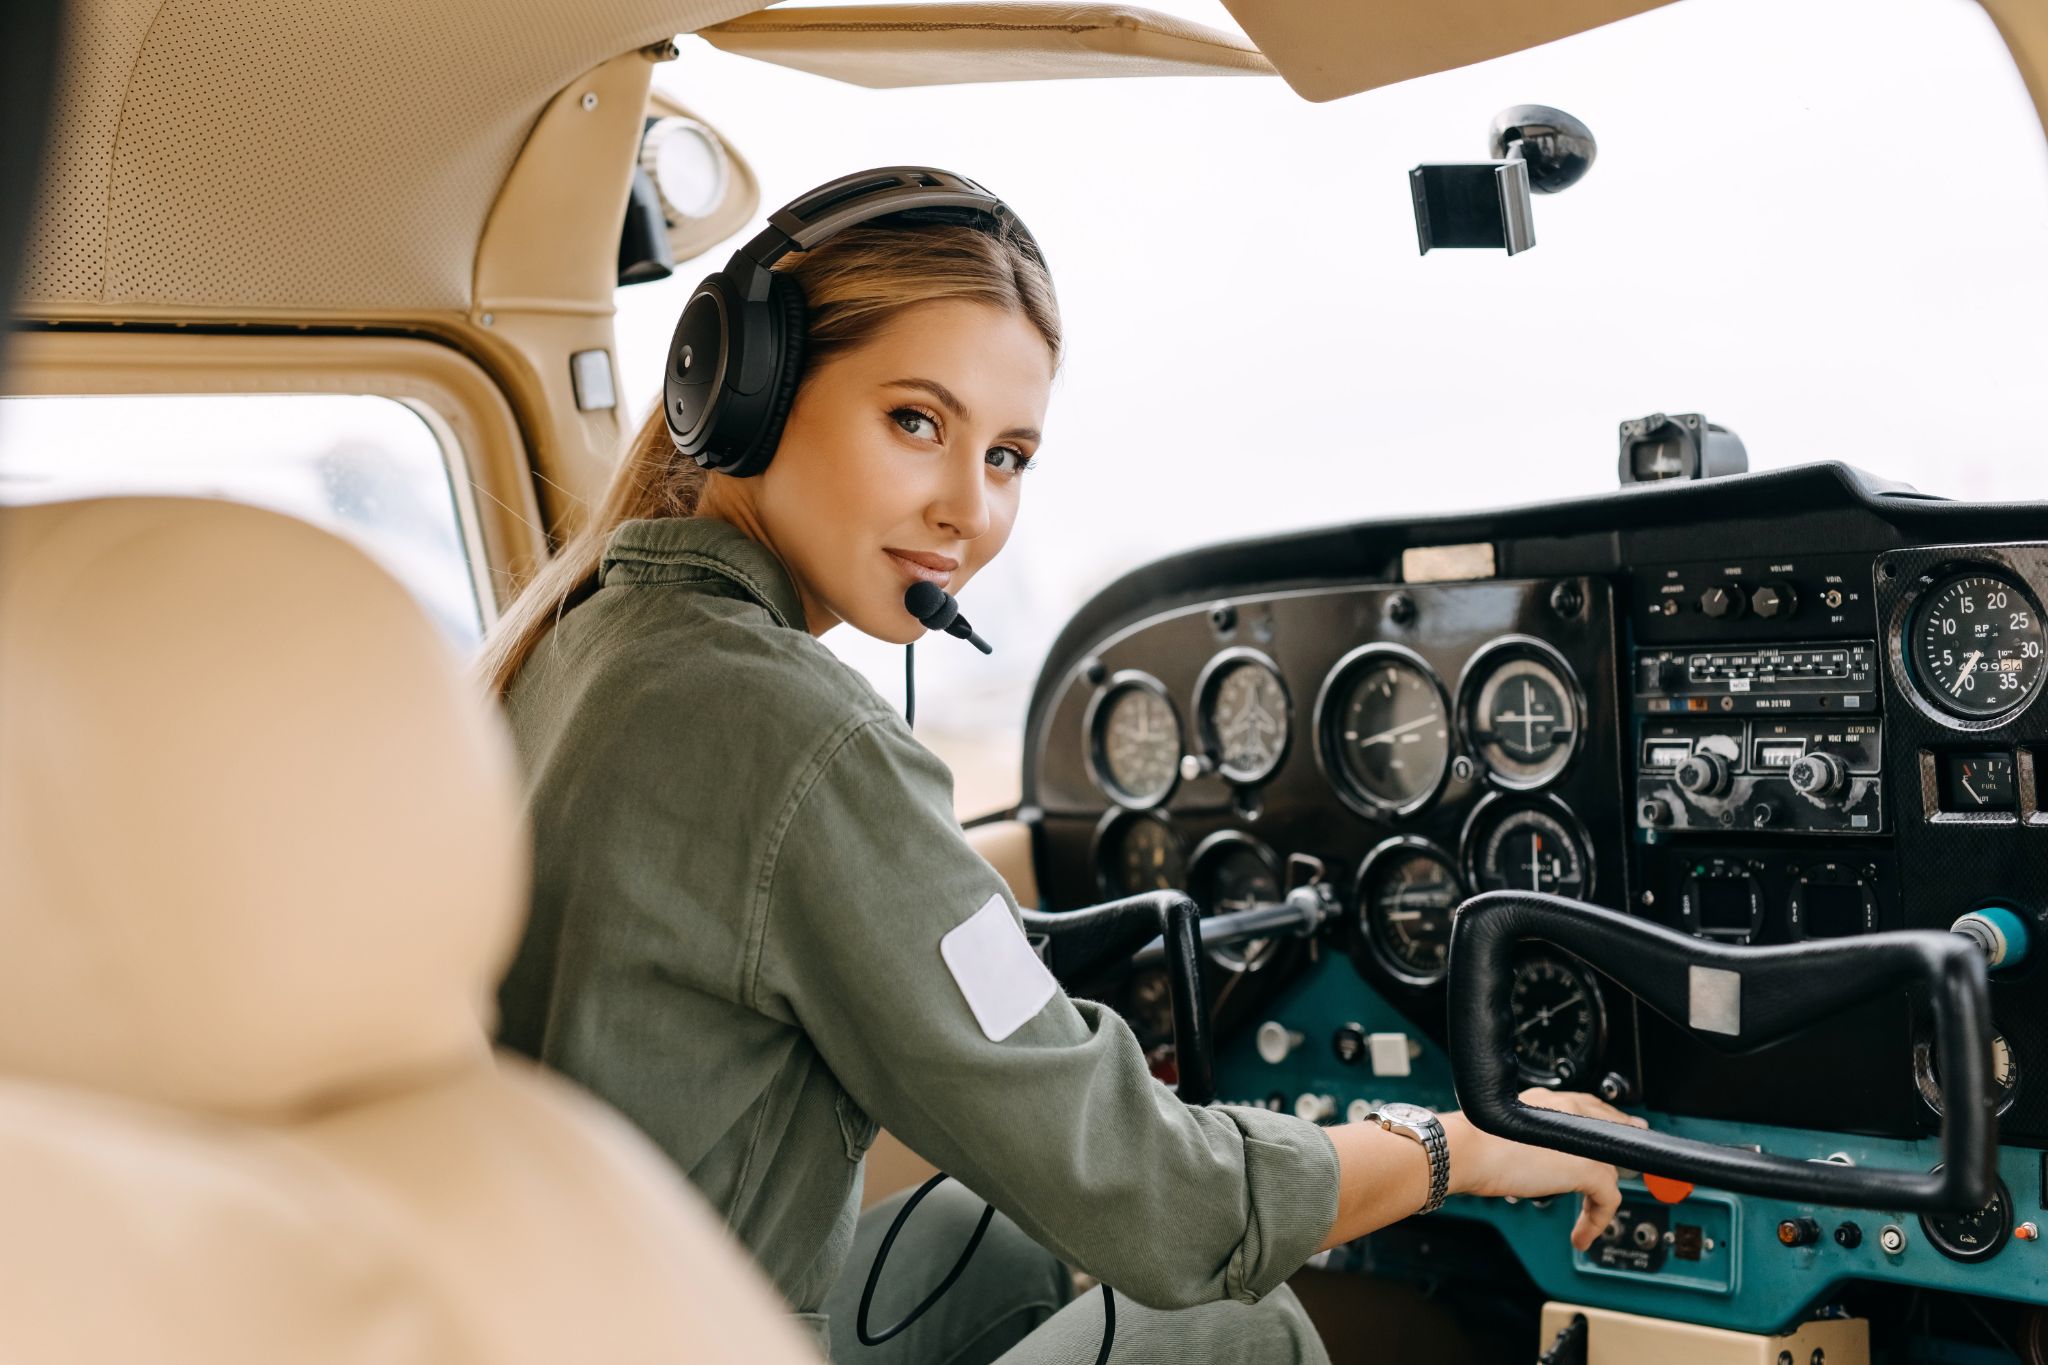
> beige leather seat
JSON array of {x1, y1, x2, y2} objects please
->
[{"x1": 0, "y1": 496, "x2": 817, "y2": 1364}]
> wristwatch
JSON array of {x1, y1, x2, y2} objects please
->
[{"x1": 1365, "y1": 1102, "x2": 1450, "y2": 1215}]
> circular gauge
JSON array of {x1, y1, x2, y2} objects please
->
[
  {"x1": 1509, "y1": 952, "x2": 1605, "y2": 1086},
  {"x1": 1906, "y1": 569, "x2": 2047, "y2": 721},
  {"x1": 1920, "y1": 1171, "x2": 2014, "y2": 1263},
  {"x1": 1188, "y1": 831, "x2": 1284, "y2": 972},
  {"x1": 1356, "y1": 838, "x2": 1465, "y2": 987},
  {"x1": 1196, "y1": 651, "x2": 1291, "y2": 785},
  {"x1": 1094, "y1": 810, "x2": 1187, "y2": 898},
  {"x1": 1124, "y1": 968, "x2": 1175, "y2": 1047},
  {"x1": 1913, "y1": 1029, "x2": 2020, "y2": 1118},
  {"x1": 1464, "y1": 796, "x2": 1594, "y2": 900},
  {"x1": 1459, "y1": 639, "x2": 1582, "y2": 789},
  {"x1": 1087, "y1": 673, "x2": 1182, "y2": 807},
  {"x1": 1315, "y1": 645, "x2": 1452, "y2": 818}
]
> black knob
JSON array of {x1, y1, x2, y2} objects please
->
[
  {"x1": 1778, "y1": 1217, "x2": 1821, "y2": 1247},
  {"x1": 1677, "y1": 752, "x2": 1732, "y2": 799},
  {"x1": 1834, "y1": 1222, "x2": 1863, "y2": 1250},
  {"x1": 1332, "y1": 1023, "x2": 1368, "y2": 1067},
  {"x1": 1700, "y1": 585, "x2": 1747, "y2": 620},
  {"x1": 1751, "y1": 801, "x2": 1778, "y2": 829},
  {"x1": 1640, "y1": 797, "x2": 1674, "y2": 828},
  {"x1": 1790, "y1": 752, "x2": 1849, "y2": 803},
  {"x1": 1751, "y1": 582, "x2": 1798, "y2": 620}
]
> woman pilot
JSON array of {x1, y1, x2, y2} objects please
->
[{"x1": 481, "y1": 168, "x2": 1644, "y2": 1363}]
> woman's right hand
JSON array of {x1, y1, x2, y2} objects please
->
[{"x1": 1441, "y1": 1087, "x2": 1649, "y2": 1251}]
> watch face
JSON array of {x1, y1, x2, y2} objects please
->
[{"x1": 1376, "y1": 1102, "x2": 1435, "y2": 1128}]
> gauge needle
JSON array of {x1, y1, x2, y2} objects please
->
[
  {"x1": 1359, "y1": 714, "x2": 1436, "y2": 747},
  {"x1": 1953, "y1": 651, "x2": 1984, "y2": 696},
  {"x1": 1526, "y1": 833, "x2": 1544, "y2": 890},
  {"x1": 1963, "y1": 767, "x2": 1983, "y2": 804},
  {"x1": 1515, "y1": 993, "x2": 1584, "y2": 1034}
]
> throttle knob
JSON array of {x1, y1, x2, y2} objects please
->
[
  {"x1": 1676, "y1": 752, "x2": 1732, "y2": 799},
  {"x1": 1789, "y1": 752, "x2": 1849, "y2": 803}
]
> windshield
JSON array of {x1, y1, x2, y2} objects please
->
[{"x1": 617, "y1": 0, "x2": 2048, "y2": 808}]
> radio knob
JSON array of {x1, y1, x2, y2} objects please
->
[
  {"x1": 1640, "y1": 797, "x2": 1675, "y2": 828},
  {"x1": 1751, "y1": 582, "x2": 1798, "y2": 620},
  {"x1": 1700, "y1": 585, "x2": 1747, "y2": 620},
  {"x1": 1789, "y1": 752, "x2": 1849, "y2": 803},
  {"x1": 1676, "y1": 752, "x2": 1733, "y2": 799}
]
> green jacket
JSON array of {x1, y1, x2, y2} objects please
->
[{"x1": 495, "y1": 514, "x2": 1339, "y2": 1344}]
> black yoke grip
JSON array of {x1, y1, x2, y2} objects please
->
[
  {"x1": 1021, "y1": 892, "x2": 1214, "y2": 1106},
  {"x1": 1446, "y1": 890, "x2": 1996, "y2": 1214}
]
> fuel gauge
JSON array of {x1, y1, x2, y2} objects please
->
[{"x1": 1937, "y1": 751, "x2": 2017, "y2": 814}]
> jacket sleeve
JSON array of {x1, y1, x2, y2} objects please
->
[{"x1": 748, "y1": 714, "x2": 1339, "y2": 1309}]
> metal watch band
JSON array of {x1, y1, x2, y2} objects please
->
[{"x1": 1369, "y1": 1106, "x2": 1450, "y2": 1215}]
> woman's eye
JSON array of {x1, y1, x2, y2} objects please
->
[
  {"x1": 985, "y1": 446, "x2": 1036, "y2": 476},
  {"x1": 890, "y1": 407, "x2": 939, "y2": 441}
]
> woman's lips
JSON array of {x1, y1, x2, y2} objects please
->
[{"x1": 884, "y1": 549, "x2": 955, "y2": 588}]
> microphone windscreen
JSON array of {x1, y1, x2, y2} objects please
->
[{"x1": 903, "y1": 581, "x2": 959, "y2": 631}]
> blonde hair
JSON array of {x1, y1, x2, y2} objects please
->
[{"x1": 477, "y1": 219, "x2": 1061, "y2": 698}]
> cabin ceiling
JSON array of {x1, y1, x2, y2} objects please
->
[{"x1": 23, "y1": 0, "x2": 764, "y2": 316}]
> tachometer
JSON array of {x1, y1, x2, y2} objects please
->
[
  {"x1": 1907, "y1": 569, "x2": 2047, "y2": 721},
  {"x1": 1460, "y1": 639, "x2": 1581, "y2": 789},
  {"x1": 1465, "y1": 796, "x2": 1593, "y2": 900},
  {"x1": 1356, "y1": 837, "x2": 1464, "y2": 987},
  {"x1": 1316, "y1": 645, "x2": 1452, "y2": 817},
  {"x1": 1088, "y1": 673, "x2": 1182, "y2": 807},
  {"x1": 1509, "y1": 952, "x2": 1605, "y2": 1086},
  {"x1": 1196, "y1": 651, "x2": 1291, "y2": 785}
]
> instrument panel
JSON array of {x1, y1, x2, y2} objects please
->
[{"x1": 1018, "y1": 465, "x2": 2048, "y2": 1336}]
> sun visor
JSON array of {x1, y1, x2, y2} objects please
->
[
  {"x1": 1219, "y1": 0, "x2": 1675, "y2": 103},
  {"x1": 695, "y1": 3, "x2": 1274, "y2": 88}
]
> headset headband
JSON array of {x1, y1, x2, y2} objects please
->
[{"x1": 720, "y1": 166, "x2": 1045, "y2": 301}]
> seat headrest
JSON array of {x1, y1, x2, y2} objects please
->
[{"x1": 0, "y1": 497, "x2": 527, "y2": 1116}]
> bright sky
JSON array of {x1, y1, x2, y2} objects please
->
[{"x1": 616, "y1": 0, "x2": 2048, "y2": 746}]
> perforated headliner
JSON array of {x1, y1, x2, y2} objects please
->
[{"x1": 23, "y1": 0, "x2": 767, "y2": 315}]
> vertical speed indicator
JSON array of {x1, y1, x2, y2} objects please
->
[{"x1": 1908, "y1": 570, "x2": 2047, "y2": 721}]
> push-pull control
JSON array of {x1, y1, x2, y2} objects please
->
[
  {"x1": 1256, "y1": 1021, "x2": 1304, "y2": 1065},
  {"x1": 1951, "y1": 907, "x2": 2032, "y2": 973}
]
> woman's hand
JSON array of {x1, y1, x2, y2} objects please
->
[{"x1": 1441, "y1": 1088, "x2": 1650, "y2": 1251}]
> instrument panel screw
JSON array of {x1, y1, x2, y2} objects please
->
[
  {"x1": 580, "y1": 91, "x2": 599, "y2": 111},
  {"x1": 1209, "y1": 604, "x2": 1237, "y2": 634},
  {"x1": 1386, "y1": 593, "x2": 1416, "y2": 626},
  {"x1": 1549, "y1": 581, "x2": 1585, "y2": 618},
  {"x1": 1082, "y1": 657, "x2": 1107, "y2": 685}
]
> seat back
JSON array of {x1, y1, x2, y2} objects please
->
[{"x1": 0, "y1": 496, "x2": 815, "y2": 1363}]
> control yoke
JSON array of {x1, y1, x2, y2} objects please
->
[
  {"x1": 1022, "y1": 884, "x2": 1335, "y2": 1109},
  {"x1": 1447, "y1": 891, "x2": 1996, "y2": 1213}
]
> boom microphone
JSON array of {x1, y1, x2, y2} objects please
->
[{"x1": 903, "y1": 581, "x2": 992, "y2": 654}]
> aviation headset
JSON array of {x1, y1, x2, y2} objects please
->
[{"x1": 662, "y1": 165, "x2": 1047, "y2": 479}]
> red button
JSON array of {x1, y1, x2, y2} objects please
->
[{"x1": 1644, "y1": 1174, "x2": 1695, "y2": 1204}]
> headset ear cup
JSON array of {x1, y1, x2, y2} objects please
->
[{"x1": 727, "y1": 272, "x2": 810, "y2": 479}]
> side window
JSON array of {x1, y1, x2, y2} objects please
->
[{"x1": 0, "y1": 394, "x2": 484, "y2": 647}]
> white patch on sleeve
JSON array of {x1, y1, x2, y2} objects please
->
[{"x1": 939, "y1": 892, "x2": 1059, "y2": 1042}]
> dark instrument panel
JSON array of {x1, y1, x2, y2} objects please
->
[{"x1": 1016, "y1": 463, "x2": 2048, "y2": 1333}]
